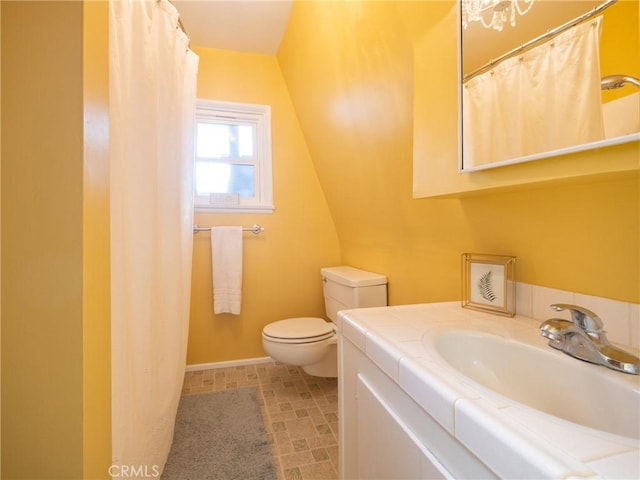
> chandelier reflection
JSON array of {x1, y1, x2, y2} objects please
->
[{"x1": 462, "y1": 0, "x2": 535, "y2": 31}]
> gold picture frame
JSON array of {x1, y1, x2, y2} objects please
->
[{"x1": 462, "y1": 253, "x2": 516, "y2": 317}]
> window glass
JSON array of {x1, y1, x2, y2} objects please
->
[
  {"x1": 194, "y1": 100, "x2": 273, "y2": 213},
  {"x1": 195, "y1": 163, "x2": 255, "y2": 197}
]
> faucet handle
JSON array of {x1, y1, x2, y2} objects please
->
[{"x1": 550, "y1": 304, "x2": 604, "y2": 333}]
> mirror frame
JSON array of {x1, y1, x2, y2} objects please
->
[{"x1": 457, "y1": 0, "x2": 640, "y2": 173}]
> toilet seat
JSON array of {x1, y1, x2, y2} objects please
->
[{"x1": 262, "y1": 317, "x2": 335, "y2": 345}]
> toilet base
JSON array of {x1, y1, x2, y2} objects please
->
[
  {"x1": 263, "y1": 338, "x2": 338, "y2": 378},
  {"x1": 301, "y1": 343, "x2": 337, "y2": 378}
]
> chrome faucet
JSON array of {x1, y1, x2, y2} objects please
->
[{"x1": 540, "y1": 304, "x2": 640, "y2": 375}]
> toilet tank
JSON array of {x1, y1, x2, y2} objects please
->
[{"x1": 321, "y1": 266, "x2": 387, "y2": 322}]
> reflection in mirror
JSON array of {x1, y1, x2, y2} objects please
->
[{"x1": 459, "y1": 0, "x2": 640, "y2": 172}]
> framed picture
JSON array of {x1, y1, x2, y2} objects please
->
[{"x1": 462, "y1": 253, "x2": 516, "y2": 317}]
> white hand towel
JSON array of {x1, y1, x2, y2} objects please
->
[{"x1": 211, "y1": 226, "x2": 243, "y2": 315}]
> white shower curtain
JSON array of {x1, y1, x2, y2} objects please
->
[
  {"x1": 109, "y1": 0, "x2": 198, "y2": 475},
  {"x1": 463, "y1": 18, "x2": 604, "y2": 168}
]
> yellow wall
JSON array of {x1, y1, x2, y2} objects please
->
[
  {"x1": 277, "y1": 1, "x2": 639, "y2": 305},
  {"x1": 601, "y1": 0, "x2": 640, "y2": 102},
  {"x1": 83, "y1": 1, "x2": 112, "y2": 478},
  {"x1": 1, "y1": 2, "x2": 112, "y2": 478},
  {"x1": 188, "y1": 47, "x2": 341, "y2": 365},
  {"x1": 0, "y1": 1, "x2": 3, "y2": 472},
  {"x1": 1, "y1": 2, "x2": 84, "y2": 477}
]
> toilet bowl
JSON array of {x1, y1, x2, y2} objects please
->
[
  {"x1": 262, "y1": 317, "x2": 338, "y2": 377},
  {"x1": 261, "y1": 266, "x2": 387, "y2": 377}
]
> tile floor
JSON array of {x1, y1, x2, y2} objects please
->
[{"x1": 182, "y1": 361, "x2": 339, "y2": 480}]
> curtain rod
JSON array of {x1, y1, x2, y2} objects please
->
[
  {"x1": 163, "y1": 0, "x2": 188, "y2": 36},
  {"x1": 177, "y1": 17, "x2": 187, "y2": 36},
  {"x1": 463, "y1": 0, "x2": 617, "y2": 82}
]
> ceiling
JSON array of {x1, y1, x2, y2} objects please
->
[
  {"x1": 172, "y1": 0, "x2": 294, "y2": 54},
  {"x1": 173, "y1": 1, "x2": 608, "y2": 72}
]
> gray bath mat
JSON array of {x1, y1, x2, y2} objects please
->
[{"x1": 162, "y1": 387, "x2": 277, "y2": 480}]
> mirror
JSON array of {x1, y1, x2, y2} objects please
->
[{"x1": 459, "y1": 0, "x2": 640, "y2": 172}]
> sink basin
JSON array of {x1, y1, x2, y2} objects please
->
[{"x1": 434, "y1": 330, "x2": 640, "y2": 440}]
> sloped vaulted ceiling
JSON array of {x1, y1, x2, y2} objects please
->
[{"x1": 171, "y1": 0, "x2": 293, "y2": 54}]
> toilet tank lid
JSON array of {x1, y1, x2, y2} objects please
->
[{"x1": 321, "y1": 266, "x2": 387, "y2": 287}]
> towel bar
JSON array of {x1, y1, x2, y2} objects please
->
[{"x1": 192, "y1": 224, "x2": 264, "y2": 235}]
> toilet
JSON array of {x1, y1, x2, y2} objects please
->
[{"x1": 262, "y1": 266, "x2": 387, "y2": 377}]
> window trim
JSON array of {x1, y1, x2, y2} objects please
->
[{"x1": 194, "y1": 99, "x2": 274, "y2": 214}]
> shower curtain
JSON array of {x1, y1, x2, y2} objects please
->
[
  {"x1": 109, "y1": 0, "x2": 198, "y2": 474},
  {"x1": 463, "y1": 18, "x2": 604, "y2": 168}
]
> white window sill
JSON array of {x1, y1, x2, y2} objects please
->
[{"x1": 194, "y1": 204, "x2": 275, "y2": 214}]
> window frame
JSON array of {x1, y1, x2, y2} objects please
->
[{"x1": 194, "y1": 99, "x2": 274, "y2": 213}]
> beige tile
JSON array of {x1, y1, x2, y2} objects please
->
[
  {"x1": 298, "y1": 461, "x2": 337, "y2": 480},
  {"x1": 311, "y1": 448, "x2": 330, "y2": 462},
  {"x1": 280, "y1": 451, "x2": 315, "y2": 469},
  {"x1": 314, "y1": 423, "x2": 332, "y2": 436},
  {"x1": 270, "y1": 409, "x2": 299, "y2": 423},
  {"x1": 306, "y1": 435, "x2": 337, "y2": 449},
  {"x1": 284, "y1": 466, "x2": 303, "y2": 480},
  {"x1": 291, "y1": 399, "x2": 318, "y2": 410},
  {"x1": 280, "y1": 402, "x2": 294, "y2": 412},
  {"x1": 305, "y1": 407, "x2": 325, "y2": 423},
  {"x1": 325, "y1": 445, "x2": 339, "y2": 470},
  {"x1": 295, "y1": 408, "x2": 310, "y2": 418},
  {"x1": 317, "y1": 403, "x2": 338, "y2": 415},
  {"x1": 184, "y1": 374, "x2": 202, "y2": 386},
  {"x1": 272, "y1": 421, "x2": 287, "y2": 432},
  {"x1": 324, "y1": 412, "x2": 338, "y2": 423},
  {"x1": 275, "y1": 386, "x2": 305, "y2": 403},
  {"x1": 180, "y1": 361, "x2": 338, "y2": 480},
  {"x1": 268, "y1": 427, "x2": 294, "y2": 456},
  {"x1": 292, "y1": 438, "x2": 310, "y2": 452},
  {"x1": 285, "y1": 417, "x2": 319, "y2": 440}
]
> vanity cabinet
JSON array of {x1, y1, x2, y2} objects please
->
[
  {"x1": 338, "y1": 303, "x2": 640, "y2": 479},
  {"x1": 339, "y1": 335, "x2": 495, "y2": 480}
]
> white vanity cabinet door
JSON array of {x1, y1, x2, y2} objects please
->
[
  {"x1": 356, "y1": 374, "x2": 448, "y2": 480},
  {"x1": 339, "y1": 333, "x2": 492, "y2": 480}
]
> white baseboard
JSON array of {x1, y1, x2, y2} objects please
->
[{"x1": 185, "y1": 356, "x2": 274, "y2": 372}]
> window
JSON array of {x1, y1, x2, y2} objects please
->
[{"x1": 194, "y1": 100, "x2": 273, "y2": 213}]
